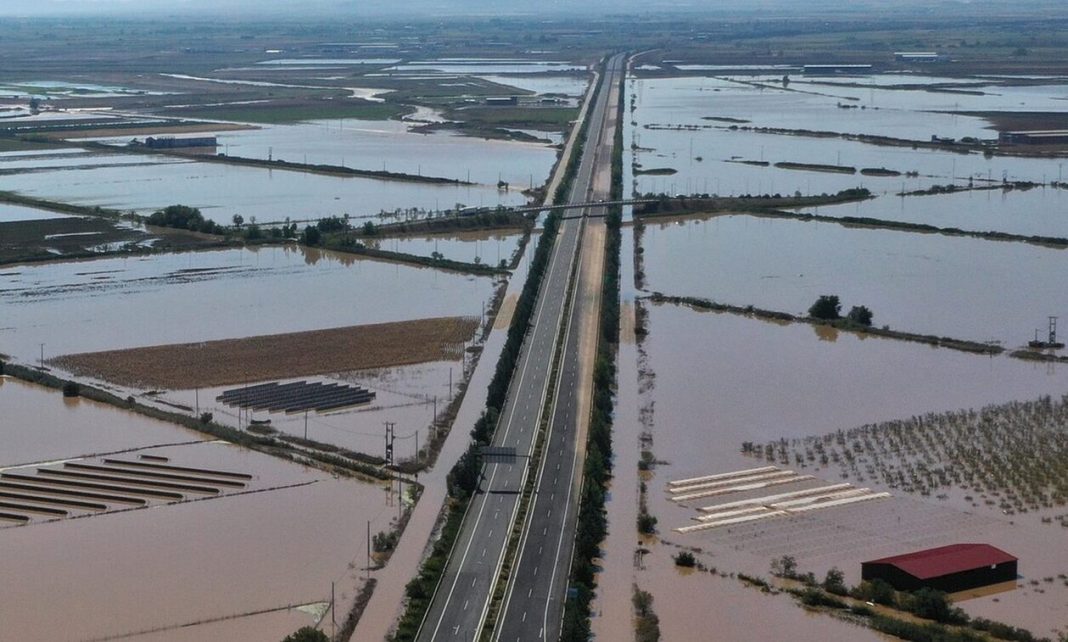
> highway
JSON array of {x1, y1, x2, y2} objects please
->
[
  {"x1": 493, "y1": 54, "x2": 622, "y2": 642},
  {"x1": 416, "y1": 53, "x2": 624, "y2": 642}
]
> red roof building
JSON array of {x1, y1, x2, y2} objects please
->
[{"x1": 862, "y1": 544, "x2": 1017, "y2": 593}]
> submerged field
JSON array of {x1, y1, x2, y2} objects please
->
[
  {"x1": 639, "y1": 213, "x2": 1068, "y2": 346},
  {"x1": 0, "y1": 377, "x2": 389, "y2": 641},
  {"x1": 607, "y1": 64, "x2": 1068, "y2": 642}
]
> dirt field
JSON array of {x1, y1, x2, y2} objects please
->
[{"x1": 52, "y1": 316, "x2": 479, "y2": 389}]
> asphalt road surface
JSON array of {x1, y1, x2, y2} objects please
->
[{"x1": 417, "y1": 53, "x2": 624, "y2": 642}]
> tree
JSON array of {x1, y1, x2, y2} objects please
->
[
  {"x1": 281, "y1": 627, "x2": 328, "y2": 642},
  {"x1": 362, "y1": 221, "x2": 378, "y2": 236},
  {"x1": 674, "y1": 551, "x2": 696, "y2": 567},
  {"x1": 770, "y1": 554, "x2": 798, "y2": 578},
  {"x1": 847, "y1": 305, "x2": 873, "y2": 326},
  {"x1": 823, "y1": 567, "x2": 847, "y2": 595},
  {"x1": 232, "y1": 214, "x2": 244, "y2": 226},
  {"x1": 301, "y1": 225, "x2": 321, "y2": 246},
  {"x1": 808, "y1": 295, "x2": 841, "y2": 320}
]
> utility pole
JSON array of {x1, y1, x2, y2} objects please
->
[
  {"x1": 384, "y1": 422, "x2": 395, "y2": 465},
  {"x1": 366, "y1": 520, "x2": 371, "y2": 580},
  {"x1": 304, "y1": 409, "x2": 309, "y2": 440},
  {"x1": 38, "y1": 343, "x2": 44, "y2": 369},
  {"x1": 331, "y1": 581, "x2": 336, "y2": 638}
]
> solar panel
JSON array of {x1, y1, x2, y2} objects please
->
[{"x1": 216, "y1": 381, "x2": 376, "y2": 413}]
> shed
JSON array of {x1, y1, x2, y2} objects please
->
[{"x1": 862, "y1": 544, "x2": 1017, "y2": 593}]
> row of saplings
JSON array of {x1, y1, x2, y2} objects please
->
[{"x1": 671, "y1": 552, "x2": 1045, "y2": 642}]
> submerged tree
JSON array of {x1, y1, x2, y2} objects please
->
[
  {"x1": 847, "y1": 305, "x2": 874, "y2": 326},
  {"x1": 808, "y1": 295, "x2": 841, "y2": 320}
]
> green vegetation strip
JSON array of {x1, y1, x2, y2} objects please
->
[
  {"x1": 633, "y1": 188, "x2": 873, "y2": 217},
  {"x1": 648, "y1": 293, "x2": 1003, "y2": 356}
]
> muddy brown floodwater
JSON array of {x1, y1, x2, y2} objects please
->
[
  {"x1": 628, "y1": 302, "x2": 1068, "y2": 638},
  {"x1": 0, "y1": 379, "x2": 390, "y2": 642}
]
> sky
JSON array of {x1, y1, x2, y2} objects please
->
[{"x1": 0, "y1": 0, "x2": 1055, "y2": 17}]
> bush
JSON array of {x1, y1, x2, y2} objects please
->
[
  {"x1": 808, "y1": 295, "x2": 841, "y2": 320},
  {"x1": 847, "y1": 305, "x2": 874, "y2": 326},
  {"x1": 281, "y1": 627, "x2": 328, "y2": 642},
  {"x1": 674, "y1": 551, "x2": 696, "y2": 567},
  {"x1": 199, "y1": 412, "x2": 213, "y2": 424},
  {"x1": 853, "y1": 579, "x2": 897, "y2": 606},
  {"x1": 637, "y1": 513, "x2": 658, "y2": 534},
  {"x1": 62, "y1": 381, "x2": 80, "y2": 397},
  {"x1": 799, "y1": 586, "x2": 847, "y2": 609}
]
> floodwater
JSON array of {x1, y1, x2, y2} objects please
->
[
  {"x1": 627, "y1": 74, "x2": 1068, "y2": 199},
  {"x1": 805, "y1": 187, "x2": 1068, "y2": 239},
  {"x1": 1, "y1": 151, "x2": 530, "y2": 225},
  {"x1": 795, "y1": 76, "x2": 1068, "y2": 113},
  {"x1": 207, "y1": 118, "x2": 559, "y2": 189},
  {"x1": 613, "y1": 70, "x2": 1068, "y2": 641},
  {"x1": 640, "y1": 302, "x2": 1067, "y2": 484},
  {"x1": 0, "y1": 376, "x2": 204, "y2": 467},
  {"x1": 0, "y1": 245, "x2": 494, "y2": 365},
  {"x1": 626, "y1": 302, "x2": 1068, "y2": 636},
  {"x1": 0, "y1": 438, "x2": 391, "y2": 642},
  {"x1": 385, "y1": 60, "x2": 584, "y2": 75},
  {"x1": 0, "y1": 203, "x2": 70, "y2": 223},
  {"x1": 478, "y1": 74, "x2": 589, "y2": 96},
  {"x1": 366, "y1": 229, "x2": 526, "y2": 266},
  {"x1": 640, "y1": 213, "x2": 1068, "y2": 346},
  {"x1": 162, "y1": 359, "x2": 473, "y2": 458}
]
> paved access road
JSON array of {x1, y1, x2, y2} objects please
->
[{"x1": 417, "y1": 53, "x2": 625, "y2": 642}]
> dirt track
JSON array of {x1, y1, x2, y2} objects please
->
[{"x1": 52, "y1": 316, "x2": 479, "y2": 390}]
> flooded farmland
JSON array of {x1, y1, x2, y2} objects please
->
[
  {"x1": 620, "y1": 301, "x2": 1068, "y2": 637},
  {"x1": 0, "y1": 245, "x2": 494, "y2": 364},
  {"x1": 0, "y1": 378, "x2": 390, "y2": 642},
  {"x1": 611, "y1": 65, "x2": 1068, "y2": 641},
  {"x1": 805, "y1": 186, "x2": 1068, "y2": 238},
  {"x1": 207, "y1": 119, "x2": 561, "y2": 189},
  {"x1": 640, "y1": 213, "x2": 1068, "y2": 346},
  {"x1": 626, "y1": 75, "x2": 1068, "y2": 201},
  {"x1": 365, "y1": 228, "x2": 526, "y2": 265},
  {"x1": 0, "y1": 150, "x2": 530, "y2": 225}
]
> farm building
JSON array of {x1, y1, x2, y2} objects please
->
[
  {"x1": 862, "y1": 544, "x2": 1017, "y2": 593},
  {"x1": 894, "y1": 51, "x2": 942, "y2": 62},
  {"x1": 999, "y1": 130, "x2": 1068, "y2": 145},
  {"x1": 143, "y1": 136, "x2": 217, "y2": 149}
]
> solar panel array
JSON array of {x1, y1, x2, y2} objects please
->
[
  {"x1": 0, "y1": 455, "x2": 251, "y2": 526},
  {"x1": 216, "y1": 380, "x2": 375, "y2": 413}
]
